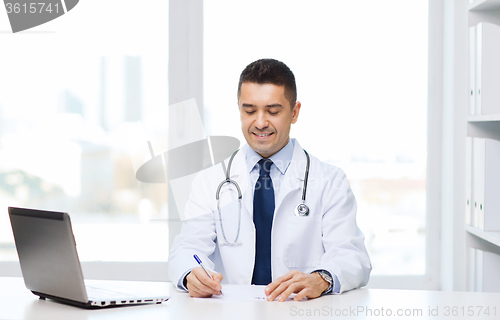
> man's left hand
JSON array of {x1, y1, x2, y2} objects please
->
[{"x1": 264, "y1": 270, "x2": 329, "y2": 302}]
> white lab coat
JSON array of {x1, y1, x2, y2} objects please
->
[{"x1": 167, "y1": 139, "x2": 371, "y2": 294}]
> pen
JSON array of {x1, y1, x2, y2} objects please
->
[{"x1": 193, "y1": 254, "x2": 223, "y2": 295}]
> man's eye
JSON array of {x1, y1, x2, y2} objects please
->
[
  {"x1": 246, "y1": 111, "x2": 255, "y2": 115},
  {"x1": 269, "y1": 111, "x2": 278, "y2": 115}
]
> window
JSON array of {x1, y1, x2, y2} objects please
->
[
  {"x1": 1, "y1": 1, "x2": 433, "y2": 286},
  {"x1": 204, "y1": 0, "x2": 429, "y2": 279},
  {"x1": 0, "y1": 0, "x2": 169, "y2": 264}
]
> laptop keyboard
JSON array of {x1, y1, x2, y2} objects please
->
[{"x1": 86, "y1": 286, "x2": 137, "y2": 300}]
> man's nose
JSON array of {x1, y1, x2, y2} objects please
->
[{"x1": 254, "y1": 111, "x2": 268, "y2": 129}]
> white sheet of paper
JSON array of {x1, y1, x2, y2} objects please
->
[{"x1": 193, "y1": 285, "x2": 296, "y2": 302}]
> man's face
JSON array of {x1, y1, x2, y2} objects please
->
[{"x1": 238, "y1": 82, "x2": 301, "y2": 158}]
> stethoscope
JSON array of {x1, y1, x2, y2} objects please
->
[{"x1": 215, "y1": 149, "x2": 311, "y2": 246}]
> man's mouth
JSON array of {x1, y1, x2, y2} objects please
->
[{"x1": 253, "y1": 132, "x2": 273, "y2": 137}]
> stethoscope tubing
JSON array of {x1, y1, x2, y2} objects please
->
[
  {"x1": 216, "y1": 148, "x2": 310, "y2": 246},
  {"x1": 301, "y1": 149, "x2": 310, "y2": 202}
]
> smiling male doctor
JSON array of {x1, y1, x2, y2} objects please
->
[{"x1": 168, "y1": 59, "x2": 371, "y2": 301}]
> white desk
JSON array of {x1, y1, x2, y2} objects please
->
[{"x1": 1, "y1": 277, "x2": 500, "y2": 319}]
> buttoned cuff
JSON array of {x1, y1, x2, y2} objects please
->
[{"x1": 331, "y1": 274, "x2": 340, "y2": 294}]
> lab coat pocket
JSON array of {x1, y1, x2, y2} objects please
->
[{"x1": 283, "y1": 215, "x2": 323, "y2": 269}]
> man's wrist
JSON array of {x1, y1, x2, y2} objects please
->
[
  {"x1": 314, "y1": 273, "x2": 330, "y2": 293},
  {"x1": 312, "y1": 270, "x2": 333, "y2": 295},
  {"x1": 183, "y1": 271, "x2": 191, "y2": 289}
]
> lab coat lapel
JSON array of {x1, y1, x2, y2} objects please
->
[{"x1": 274, "y1": 140, "x2": 306, "y2": 214}]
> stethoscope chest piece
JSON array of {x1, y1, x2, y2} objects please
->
[{"x1": 294, "y1": 203, "x2": 310, "y2": 217}]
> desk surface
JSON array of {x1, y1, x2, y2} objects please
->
[{"x1": 1, "y1": 277, "x2": 500, "y2": 320}]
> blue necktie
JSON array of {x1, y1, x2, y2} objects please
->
[{"x1": 252, "y1": 159, "x2": 275, "y2": 285}]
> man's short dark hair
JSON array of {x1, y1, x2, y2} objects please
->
[{"x1": 237, "y1": 58, "x2": 297, "y2": 108}]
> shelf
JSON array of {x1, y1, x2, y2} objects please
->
[
  {"x1": 466, "y1": 225, "x2": 500, "y2": 247},
  {"x1": 465, "y1": 0, "x2": 500, "y2": 293},
  {"x1": 467, "y1": 121, "x2": 500, "y2": 140},
  {"x1": 467, "y1": 114, "x2": 500, "y2": 122},
  {"x1": 469, "y1": 0, "x2": 500, "y2": 12}
]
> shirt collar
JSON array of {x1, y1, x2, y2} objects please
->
[{"x1": 245, "y1": 138, "x2": 295, "y2": 175}]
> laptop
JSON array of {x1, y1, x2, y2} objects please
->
[{"x1": 8, "y1": 206, "x2": 170, "y2": 308}]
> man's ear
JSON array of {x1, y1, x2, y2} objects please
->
[{"x1": 291, "y1": 101, "x2": 301, "y2": 124}]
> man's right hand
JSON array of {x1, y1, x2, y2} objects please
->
[{"x1": 186, "y1": 267, "x2": 223, "y2": 298}]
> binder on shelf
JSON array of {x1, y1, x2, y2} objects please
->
[
  {"x1": 472, "y1": 138, "x2": 500, "y2": 231},
  {"x1": 469, "y1": 26, "x2": 475, "y2": 115},
  {"x1": 475, "y1": 22, "x2": 500, "y2": 115},
  {"x1": 475, "y1": 23, "x2": 482, "y2": 114},
  {"x1": 476, "y1": 249, "x2": 484, "y2": 292},
  {"x1": 466, "y1": 137, "x2": 473, "y2": 225},
  {"x1": 473, "y1": 138, "x2": 483, "y2": 228},
  {"x1": 483, "y1": 250, "x2": 500, "y2": 292},
  {"x1": 474, "y1": 249, "x2": 500, "y2": 293},
  {"x1": 469, "y1": 248, "x2": 476, "y2": 291}
]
